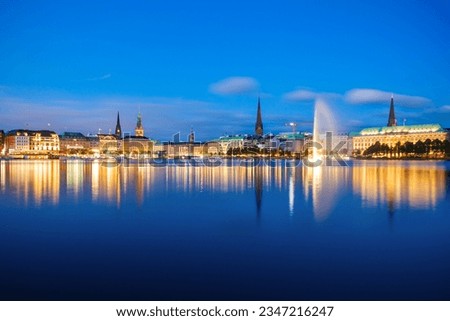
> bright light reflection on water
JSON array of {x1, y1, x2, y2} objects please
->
[{"x1": 0, "y1": 159, "x2": 449, "y2": 300}]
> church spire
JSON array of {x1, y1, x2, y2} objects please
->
[
  {"x1": 255, "y1": 97, "x2": 263, "y2": 137},
  {"x1": 135, "y1": 112, "x2": 144, "y2": 137},
  {"x1": 387, "y1": 95, "x2": 397, "y2": 127},
  {"x1": 188, "y1": 127, "x2": 195, "y2": 143},
  {"x1": 115, "y1": 112, "x2": 122, "y2": 138}
]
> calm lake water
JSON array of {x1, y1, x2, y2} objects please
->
[{"x1": 0, "y1": 159, "x2": 449, "y2": 300}]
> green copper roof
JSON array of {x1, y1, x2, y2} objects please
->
[
  {"x1": 276, "y1": 132, "x2": 305, "y2": 140},
  {"x1": 358, "y1": 124, "x2": 444, "y2": 136},
  {"x1": 210, "y1": 136, "x2": 246, "y2": 142},
  {"x1": 220, "y1": 137, "x2": 245, "y2": 141},
  {"x1": 348, "y1": 131, "x2": 361, "y2": 137}
]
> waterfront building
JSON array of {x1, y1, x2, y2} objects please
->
[
  {"x1": 152, "y1": 143, "x2": 165, "y2": 157},
  {"x1": 265, "y1": 134, "x2": 281, "y2": 150},
  {"x1": 5, "y1": 129, "x2": 59, "y2": 156},
  {"x1": 203, "y1": 141, "x2": 220, "y2": 155},
  {"x1": 314, "y1": 132, "x2": 351, "y2": 156},
  {"x1": 159, "y1": 141, "x2": 204, "y2": 158},
  {"x1": 5, "y1": 130, "x2": 29, "y2": 154},
  {"x1": 123, "y1": 135, "x2": 153, "y2": 156},
  {"x1": 276, "y1": 132, "x2": 307, "y2": 154},
  {"x1": 122, "y1": 112, "x2": 153, "y2": 156},
  {"x1": 352, "y1": 98, "x2": 449, "y2": 156},
  {"x1": 352, "y1": 124, "x2": 449, "y2": 155},
  {"x1": 86, "y1": 135, "x2": 100, "y2": 157},
  {"x1": 0, "y1": 130, "x2": 5, "y2": 154},
  {"x1": 30, "y1": 130, "x2": 60, "y2": 153},
  {"x1": 155, "y1": 129, "x2": 204, "y2": 158},
  {"x1": 209, "y1": 135, "x2": 246, "y2": 155},
  {"x1": 59, "y1": 132, "x2": 90, "y2": 154},
  {"x1": 334, "y1": 133, "x2": 352, "y2": 156},
  {"x1": 97, "y1": 134, "x2": 119, "y2": 155}
]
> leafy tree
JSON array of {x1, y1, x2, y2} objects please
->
[
  {"x1": 431, "y1": 139, "x2": 443, "y2": 154},
  {"x1": 363, "y1": 141, "x2": 381, "y2": 156},
  {"x1": 444, "y1": 140, "x2": 450, "y2": 156},
  {"x1": 381, "y1": 143, "x2": 391, "y2": 156},
  {"x1": 404, "y1": 141, "x2": 414, "y2": 155},
  {"x1": 394, "y1": 141, "x2": 401, "y2": 157},
  {"x1": 424, "y1": 139, "x2": 432, "y2": 154},
  {"x1": 415, "y1": 140, "x2": 426, "y2": 154}
]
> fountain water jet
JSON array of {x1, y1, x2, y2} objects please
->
[
  {"x1": 309, "y1": 98, "x2": 338, "y2": 162},
  {"x1": 303, "y1": 98, "x2": 345, "y2": 220}
]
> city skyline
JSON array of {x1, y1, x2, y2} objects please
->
[
  {"x1": 2, "y1": 0, "x2": 450, "y2": 308},
  {"x1": 1, "y1": 0, "x2": 450, "y2": 140}
]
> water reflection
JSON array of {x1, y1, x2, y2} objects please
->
[
  {"x1": 352, "y1": 163, "x2": 447, "y2": 212},
  {"x1": 0, "y1": 160, "x2": 60, "y2": 207},
  {"x1": 0, "y1": 160, "x2": 447, "y2": 217},
  {"x1": 254, "y1": 166, "x2": 263, "y2": 217},
  {"x1": 288, "y1": 169, "x2": 295, "y2": 215},
  {"x1": 65, "y1": 160, "x2": 84, "y2": 199},
  {"x1": 91, "y1": 160, "x2": 100, "y2": 201},
  {"x1": 302, "y1": 165, "x2": 350, "y2": 221}
]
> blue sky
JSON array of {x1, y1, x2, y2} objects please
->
[{"x1": 0, "y1": 0, "x2": 449, "y2": 140}]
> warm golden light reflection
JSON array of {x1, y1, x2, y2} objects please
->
[
  {"x1": 102, "y1": 166, "x2": 121, "y2": 206},
  {"x1": 65, "y1": 160, "x2": 83, "y2": 199},
  {"x1": 0, "y1": 161, "x2": 5, "y2": 193},
  {"x1": 0, "y1": 160, "x2": 446, "y2": 216},
  {"x1": 302, "y1": 165, "x2": 350, "y2": 221},
  {"x1": 91, "y1": 160, "x2": 100, "y2": 201},
  {"x1": 1, "y1": 160, "x2": 60, "y2": 206},
  {"x1": 352, "y1": 163, "x2": 446, "y2": 210},
  {"x1": 165, "y1": 162, "x2": 277, "y2": 194}
]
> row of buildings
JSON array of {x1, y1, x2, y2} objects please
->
[
  {"x1": 351, "y1": 97, "x2": 450, "y2": 157},
  {"x1": 0, "y1": 112, "x2": 153, "y2": 158},
  {"x1": 1, "y1": 97, "x2": 449, "y2": 159},
  {"x1": 0, "y1": 97, "x2": 311, "y2": 159}
]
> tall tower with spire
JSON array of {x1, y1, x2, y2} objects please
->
[
  {"x1": 115, "y1": 112, "x2": 122, "y2": 138},
  {"x1": 135, "y1": 112, "x2": 144, "y2": 137},
  {"x1": 255, "y1": 97, "x2": 263, "y2": 137},
  {"x1": 387, "y1": 95, "x2": 397, "y2": 127},
  {"x1": 188, "y1": 128, "x2": 195, "y2": 143}
]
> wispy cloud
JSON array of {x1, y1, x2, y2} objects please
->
[
  {"x1": 283, "y1": 89, "x2": 340, "y2": 102},
  {"x1": 87, "y1": 73, "x2": 112, "y2": 81},
  {"x1": 209, "y1": 76, "x2": 259, "y2": 96},
  {"x1": 345, "y1": 88, "x2": 432, "y2": 108},
  {"x1": 439, "y1": 105, "x2": 450, "y2": 112},
  {"x1": 283, "y1": 89, "x2": 317, "y2": 102}
]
